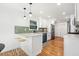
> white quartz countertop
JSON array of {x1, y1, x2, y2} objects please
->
[
  {"x1": 17, "y1": 32, "x2": 43, "y2": 37},
  {"x1": 15, "y1": 32, "x2": 46, "y2": 39},
  {"x1": 64, "y1": 34, "x2": 79, "y2": 38},
  {"x1": 64, "y1": 34, "x2": 79, "y2": 56},
  {"x1": 15, "y1": 32, "x2": 47, "y2": 42}
]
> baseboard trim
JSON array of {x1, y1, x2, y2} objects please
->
[{"x1": 55, "y1": 36, "x2": 64, "y2": 39}]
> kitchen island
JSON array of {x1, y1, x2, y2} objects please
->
[
  {"x1": 64, "y1": 34, "x2": 79, "y2": 56},
  {"x1": 15, "y1": 33, "x2": 43, "y2": 56}
]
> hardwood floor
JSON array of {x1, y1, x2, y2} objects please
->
[
  {"x1": 0, "y1": 48, "x2": 27, "y2": 56},
  {"x1": 38, "y1": 37, "x2": 64, "y2": 56}
]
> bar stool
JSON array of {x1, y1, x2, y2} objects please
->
[{"x1": 0, "y1": 43, "x2": 5, "y2": 52}]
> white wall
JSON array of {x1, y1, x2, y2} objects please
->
[
  {"x1": 55, "y1": 22, "x2": 67, "y2": 37},
  {"x1": 76, "y1": 3, "x2": 79, "y2": 21},
  {"x1": 0, "y1": 4, "x2": 21, "y2": 52}
]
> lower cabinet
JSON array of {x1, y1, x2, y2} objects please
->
[
  {"x1": 47, "y1": 32, "x2": 51, "y2": 40},
  {"x1": 32, "y1": 35, "x2": 42, "y2": 55},
  {"x1": 20, "y1": 37, "x2": 32, "y2": 55},
  {"x1": 20, "y1": 34, "x2": 42, "y2": 56}
]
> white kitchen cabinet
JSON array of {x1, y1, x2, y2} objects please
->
[
  {"x1": 16, "y1": 33, "x2": 43, "y2": 56},
  {"x1": 47, "y1": 32, "x2": 51, "y2": 40},
  {"x1": 32, "y1": 35, "x2": 42, "y2": 55},
  {"x1": 20, "y1": 37, "x2": 32, "y2": 55},
  {"x1": 39, "y1": 18, "x2": 48, "y2": 28}
]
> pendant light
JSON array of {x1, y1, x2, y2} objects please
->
[
  {"x1": 23, "y1": 7, "x2": 26, "y2": 19},
  {"x1": 29, "y1": 3, "x2": 32, "y2": 17}
]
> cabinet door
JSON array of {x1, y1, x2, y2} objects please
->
[
  {"x1": 39, "y1": 19, "x2": 47, "y2": 27},
  {"x1": 32, "y1": 35, "x2": 42, "y2": 55},
  {"x1": 47, "y1": 32, "x2": 51, "y2": 40},
  {"x1": 20, "y1": 37, "x2": 32, "y2": 46},
  {"x1": 20, "y1": 37, "x2": 32, "y2": 55}
]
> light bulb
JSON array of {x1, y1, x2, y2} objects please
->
[
  {"x1": 29, "y1": 12, "x2": 32, "y2": 17},
  {"x1": 24, "y1": 17, "x2": 26, "y2": 19},
  {"x1": 24, "y1": 16, "x2": 26, "y2": 19},
  {"x1": 29, "y1": 14, "x2": 32, "y2": 17}
]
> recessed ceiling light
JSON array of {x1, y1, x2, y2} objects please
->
[
  {"x1": 65, "y1": 16, "x2": 68, "y2": 19},
  {"x1": 57, "y1": 3, "x2": 61, "y2": 5},
  {"x1": 62, "y1": 12, "x2": 66, "y2": 15},
  {"x1": 52, "y1": 20, "x2": 54, "y2": 24},
  {"x1": 40, "y1": 11, "x2": 43, "y2": 14},
  {"x1": 48, "y1": 16, "x2": 51, "y2": 18}
]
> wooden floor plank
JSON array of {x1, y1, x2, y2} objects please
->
[{"x1": 38, "y1": 37, "x2": 64, "y2": 56}]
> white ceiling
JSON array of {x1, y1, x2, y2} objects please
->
[
  {"x1": 0, "y1": 3, "x2": 75, "y2": 22},
  {"x1": 31, "y1": 3, "x2": 75, "y2": 22}
]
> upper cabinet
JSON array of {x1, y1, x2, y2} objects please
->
[{"x1": 38, "y1": 18, "x2": 48, "y2": 28}]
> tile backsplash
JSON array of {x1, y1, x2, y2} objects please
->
[{"x1": 15, "y1": 26, "x2": 32, "y2": 34}]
